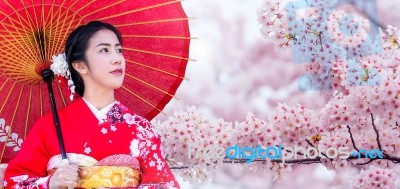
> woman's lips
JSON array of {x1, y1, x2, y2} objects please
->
[{"x1": 110, "y1": 69, "x2": 123, "y2": 76}]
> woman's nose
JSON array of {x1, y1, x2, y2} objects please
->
[
  {"x1": 113, "y1": 58, "x2": 121, "y2": 65},
  {"x1": 112, "y1": 52, "x2": 123, "y2": 65}
]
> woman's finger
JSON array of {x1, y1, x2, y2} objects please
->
[
  {"x1": 59, "y1": 174, "x2": 79, "y2": 182},
  {"x1": 62, "y1": 180, "x2": 79, "y2": 188}
]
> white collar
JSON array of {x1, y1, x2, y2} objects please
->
[{"x1": 82, "y1": 98, "x2": 117, "y2": 121}]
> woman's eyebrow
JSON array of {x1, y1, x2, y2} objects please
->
[{"x1": 96, "y1": 43, "x2": 122, "y2": 47}]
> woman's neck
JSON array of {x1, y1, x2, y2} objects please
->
[{"x1": 82, "y1": 89, "x2": 115, "y2": 110}]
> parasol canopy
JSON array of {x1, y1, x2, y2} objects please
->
[{"x1": 0, "y1": 0, "x2": 191, "y2": 163}]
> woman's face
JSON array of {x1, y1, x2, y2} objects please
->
[{"x1": 83, "y1": 29, "x2": 125, "y2": 91}]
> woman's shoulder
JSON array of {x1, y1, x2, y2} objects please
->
[
  {"x1": 33, "y1": 97, "x2": 87, "y2": 126},
  {"x1": 61, "y1": 97, "x2": 86, "y2": 113},
  {"x1": 112, "y1": 102, "x2": 160, "y2": 139},
  {"x1": 116, "y1": 103, "x2": 150, "y2": 127}
]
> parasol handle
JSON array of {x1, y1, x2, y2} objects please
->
[{"x1": 41, "y1": 69, "x2": 68, "y2": 160}]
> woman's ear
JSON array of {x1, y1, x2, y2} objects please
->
[{"x1": 72, "y1": 61, "x2": 88, "y2": 74}]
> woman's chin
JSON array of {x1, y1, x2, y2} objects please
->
[
  {"x1": 109, "y1": 78, "x2": 125, "y2": 89},
  {"x1": 111, "y1": 82, "x2": 124, "y2": 89}
]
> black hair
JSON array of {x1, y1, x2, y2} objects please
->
[{"x1": 65, "y1": 21, "x2": 123, "y2": 97}]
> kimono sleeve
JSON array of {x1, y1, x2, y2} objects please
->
[
  {"x1": 4, "y1": 116, "x2": 52, "y2": 189},
  {"x1": 132, "y1": 116, "x2": 180, "y2": 189}
]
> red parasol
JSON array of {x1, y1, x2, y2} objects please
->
[{"x1": 0, "y1": 0, "x2": 191, "y2": 163}]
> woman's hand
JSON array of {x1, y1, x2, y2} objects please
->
[{"x1": 49, "y1": 160, "x2": 79, "y2": 189}]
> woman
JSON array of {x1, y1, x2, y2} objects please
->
[{"x1": 4, "y1": 21, "x2": 180, "y2": 189}]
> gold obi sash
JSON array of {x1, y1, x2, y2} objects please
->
[
  {"x1": 48, "y1": 166, "x2": 140, "y2": 188},
  {"x1": 47, "y1": 154, "x2": 141, "y2": 188},
  {"x1": 78, "y1": 166, "x2": 140, "y2": 188}
]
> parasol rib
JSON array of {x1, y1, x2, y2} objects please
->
[
  {"x1": 0, "y1": 82, "x2": 15, "y2": 114},
  {"x1": 124, "y1": 47, "x2": 192, "y2": 61},
  {"x1": 48, "y1": 0, "x2": 82, "y2": 57},
  {"x1": 41, "y1": 0, "x2": 48, "y2": 62},
  {"x1": 125, "y1": 73, "x2": 179, "y2": 100},
  {"x1": 3, "y1": 1, "x2": 43, "y2": 65},
  {"x1": 46, "y1": 0, "x2": 61, "y2": 57},
  {"x1": 39, "y1": 80, "x2": 43, "y2": 117},
  {"x1": 10, "y1": 85, "x2": 24, "y2": 127},
  {"x1": 0, "y1": 9, "x2": 29, "y2": 30},
  {"x1": 0, "y1": 84, "x2": 23, "y2": 162},
  {"x1": 120, "y1": 86, "x2": 164, "y2": 114},
  {"x1": 0, "y1": 25, "x2": 25, "y2": 35},
  {"x1": 0, "y1": 78, "x2": 8, "y2": 102},
  {"x1": 25, "y1": 84, "x2": 33, "y2": 140},
  {"x1": 0, "y1": 34, "x2": 29, "y2": 40},
  {"x1": 1, "y1": 77, "x2": 36, "y2": 85},
  {"x1": 50, "y1": 0, "x2": 95, "y2": 30},
  {"x1": 54, "y1": 2, "x2": 90, "y2": 53},
  {"x1": 126, "y1": 60, "x2": 187, "y2": 80},
  {"x1": 115, "y1": 18, "x2": 191, "y2": 27},
  {"x1": 0, "y1": 36, "x2": 40, "y2": 70},
  {"x1": 19, "y1": 0, "x2": 39, "y2": 30},
  {"x1": 0, "y1": 21, "x2": 41, "y2": 67},
  {"x1": 95, "y1": 0, "x2": 183, "y2": 21},
  {"x1": 25, "y1": 2, "x2": 54, "y2": 64},
  {"x1": 0, "y1": 73, "x2": 38, "y2": 83},
  {"x1": 0, "y1": 62, "x2": 37, "y2": 73},
  {"x1": 29, "y1": 0, "x2": 40, "y2": 30},
  {"x1": 45, "y1": 0, "x2": 94, "y2": 56},
  {"x1": 49, "y1": 0, "x2": 94, "y2": 27},
  {"x1": 0, "y1": 46, "x2": 35, "y2": 67},
  {"x1": 56, "y1": 81, "x2": 67, "y2": 107},
  {"x1": 0, "y1": 19, "x2": 27, "y2": 34},
  {"x1": 0, "y1": 47, "x2": 37, "y2": 71},
  {"x1": 123, "y1": 35, "x2": 193, "y2": 39},
  {"x1": 80, "y1": 0, "x2": 126, "y2": 21}
]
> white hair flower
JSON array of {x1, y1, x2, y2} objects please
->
[
  {"x1": 50, "y1": 53, "x2": 69, "y2": 77},
  {"x1": 50, "y1": 52, "x2": 76, "y2": 101}
]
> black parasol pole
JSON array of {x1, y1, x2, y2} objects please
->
[{"x1": 41, "y1": 68, "x2": 68, "y2": 160}]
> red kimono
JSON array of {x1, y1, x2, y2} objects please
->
[{"x1": 4, "y1": 98, "x2": 180, "y2": 189}]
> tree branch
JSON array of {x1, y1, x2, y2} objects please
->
[
  {"x1": 347, "y1": 125, "x2": 360, "y2": 152},
  {"x1": 370, "y1": 113, "x2": 389, "y2": 157},
  {"x1": 169, "y1": 154, "x2": 400, "y2": 169},
  {"x1": 370, "y1": 113, "x2": 382, "y2": 150},
  {"x1": 305, "y1": 138, "x2": 328, "y2": 159},
  {"x1": 168, "y1": 114, "x2": 400, "y2": 170}
]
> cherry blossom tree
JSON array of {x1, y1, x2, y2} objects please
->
[
  {"x1": 0, "y1": 1, "x2": 398, "y2": 189},
  {"x1": 153, "y1": 0, "x2": 400, "y2": 188}
]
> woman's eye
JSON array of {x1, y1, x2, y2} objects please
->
[
  {"x1": 117, "y1": 48, "x2": 123, "y2": 53},
  {"x1": 100, "y1": 48, "x2": 109, "y2": 52}
]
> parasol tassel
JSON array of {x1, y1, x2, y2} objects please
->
[{"x1": 41, "y1": 69, "x2": 68, "y2": 160}]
